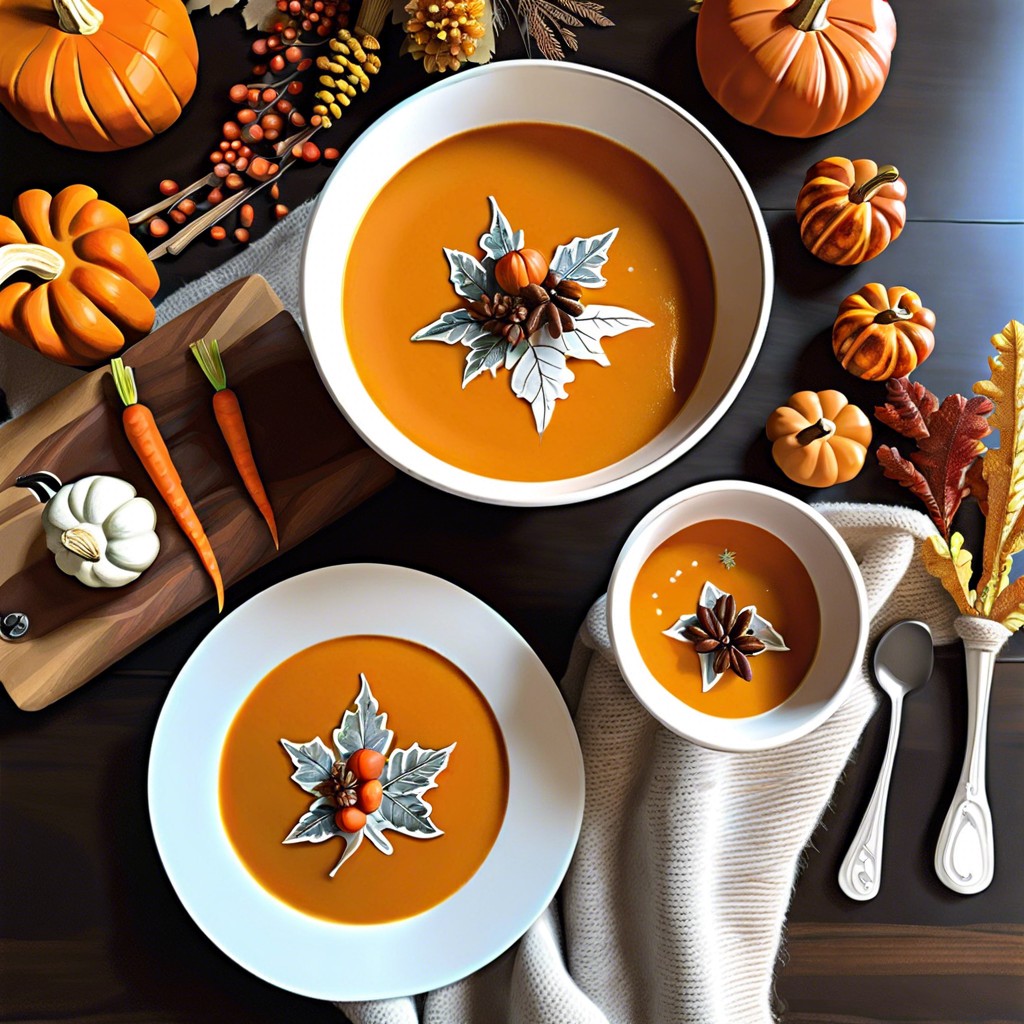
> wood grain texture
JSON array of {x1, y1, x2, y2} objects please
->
[{"x1": 0, "y1": 276, "x2": 393, "y2": 710}]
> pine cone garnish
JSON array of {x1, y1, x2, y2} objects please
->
[
  {"x1": 521, "y1": 272, "x2": 585, "y2": 340},
  {"x1": 467, "y1": 292, "x2": 529, "y2": 345},
  {"x1": 312, "y1": 760, "x2": 359, "y2": 807},
  {"x1": 404, "y1": 0, "x2": 486, "y2": 74},
  {"x1": 683, "y1": 592, "x2": 766, "y2": 682}
]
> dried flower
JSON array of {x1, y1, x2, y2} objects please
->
[
  {"x1": 682, "y1": 592, "x2": 766, "y2": 682},
  {"x1": 404, "y1": 0, "x2": 487, "y2": 73},
  {"x1": 313, "y1": 760, "x2": 359, "y2": 807}
]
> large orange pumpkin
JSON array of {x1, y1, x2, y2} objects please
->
[
  {"x1": 832, "y1": 283, "x2": 935, "y2": 381},
  {"x1": 797, "y1": 157, "x2": 907, "y2": 265},
  {"x1": 0, "y1": 0, "x2": 199, "y2": 152},
  {"x1": 0, "y1": 185, "x2": 159, "y2": 366},
  {"x1": 696, "y1": 0, "x2": 896, "y2": 138}
]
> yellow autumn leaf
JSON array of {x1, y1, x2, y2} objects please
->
[
  {"x1": 974, "y1": 321, "x2": 1024, "y2": 605},
  {"x1": 921, "y1": 534, "x2": 977, "y2": 616}
]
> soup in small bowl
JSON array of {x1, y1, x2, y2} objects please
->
[{"x1": 608, "y1": 482, "x2": 867, "y2": 751}]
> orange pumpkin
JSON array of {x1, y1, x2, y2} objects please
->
[
  {"x1": 495, "y1": 248, "x2": 548, "y2": 295},
  {"x1": 0, "y1": 185, "x2": 159, "y2": 367},
  {"x1": 832, "y1": 283, "x2": 936, "y2": 381},
  {"x1": 797, "y1": 157, "x2": 906, "y2": 265},
  {"x1": 695, "y1": 0, "x2": 896, "y2": 138},
  {"x1": 767, "y1": 390, "x2": 872, "y2": 487},
  {"x1": 0, "y1": 0, "x2": 198, "y2": 152}
]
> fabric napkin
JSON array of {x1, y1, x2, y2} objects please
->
[
  {"x1": 338, "y1": 503, "x2": 959, "y2": 1024},
  {"x1": 0, "y1": 207, "x2": 960, "y2": 1023}
]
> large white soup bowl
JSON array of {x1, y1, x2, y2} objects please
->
[{"x1": 302, "y1": 61, "x2": 772, "y2": 506}]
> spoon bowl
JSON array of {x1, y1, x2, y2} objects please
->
[{"x1": 874, "y1": 620, "x2": 934, "y2": 699}]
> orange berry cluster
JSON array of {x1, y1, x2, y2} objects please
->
[{"x1": 334, "y1": 748, "x2": 385, "y2": 834}]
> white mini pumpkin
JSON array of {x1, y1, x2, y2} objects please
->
[{"x1": 23, "y1": 473, "x2": 160, "y2": 588}]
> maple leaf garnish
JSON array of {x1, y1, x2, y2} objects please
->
[
  {"x1": 875, "y1": 376, "x2": 939, "y2": 440},
  {"x1": 876, "y1": 390, "x2": 993, "y2": 540}
]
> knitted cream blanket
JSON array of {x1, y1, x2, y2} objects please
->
[{"x1": 0, "y1": 205, "x2": 960, "y2": 1023}]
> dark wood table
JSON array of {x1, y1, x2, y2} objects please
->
[{"x1": 2, "y1": 2, "x2": 1022, "y2": 1021}]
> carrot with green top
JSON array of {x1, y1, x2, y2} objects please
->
[
  {"x1": 190, "y1": 338, "x2": 279, "y2": 549},
  {"x1": 111, "y1": 358, "x2": 225, "y2": 612}
]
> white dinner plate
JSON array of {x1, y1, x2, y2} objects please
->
[{"x1": 149, "y1": 564, "x2": 585, "y2": 1000}]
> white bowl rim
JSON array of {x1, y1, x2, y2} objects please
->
[
  {"x1": 147, "y1": 563, "x2": 585, "y2": 1000},
  {"x1": 607, "y1": 481, "x2": 869, "y2": 752},
  {"x1": 300, "y1": 59, "x2": 773, "y2": 507}
]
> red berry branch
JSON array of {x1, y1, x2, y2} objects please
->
[{"x1": 135, "y1": 0, "x2": 379, "y2": 255}]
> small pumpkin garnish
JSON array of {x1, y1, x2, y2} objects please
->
[
  {"x1": 833, "y1": 283, "x2": 936, "y2": 381},
  {"x1": 494, "y1": 247, "x2": 548, "y2": 295},
  {"x1": 767, "y1": 390, "x2": 872, "y2": 488},
  {"x1": 797, "y1": 158, "x2": 907, "y2": 265}
]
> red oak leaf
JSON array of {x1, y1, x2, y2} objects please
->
[
  {"x1": 874, "y1": 376, "x2": 939, "y2": 440},
  {"x1": 878, "y1": 445, "x2": 943, "y2": 530},
  {"x1": 876, "y1": 393, "x2": 993, "y2": 538}
]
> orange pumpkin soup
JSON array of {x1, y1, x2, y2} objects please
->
[
  {"x1": 219, "y1": 635, "x2": 509, "y2": 925},
  {"x1": 343, "y1": 122, "x2": 715, "y2": 481},
  {"x1": 630, "y1": 520, "x2": 820, "y2": 718}
]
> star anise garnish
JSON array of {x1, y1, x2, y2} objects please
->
[
  {"x1": 312, "y1": 760, "x2": 359, "y2": 808},
  {"x1": 521, "y1": 272, "x2": 585, "y2": 339},
  {"x1": 466, "y1": 291, "x2": 529, "y2": 345},
  {"x1": 683, "y1": 592, "x2": 766, "y2": 682}
]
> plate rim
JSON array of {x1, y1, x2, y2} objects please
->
[
  {"x1": 299, "y1": 59, "x2": 773, "y2": 507},
  {"x1": 148, "y1": 562, "x2": 585, "y2": 999}
]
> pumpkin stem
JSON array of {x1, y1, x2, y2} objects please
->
[
  {"x1": 874, "y1": 306, "x2": 914, "y2": 325},
  {"x1": 61, "y1": 527, "x2": 102, "y2": 563},
  {"x1": 787, "y1": 0, "x2": 831, "y2": 32},
  {"x1": 796, "y1": 418, "x2": 836, "y2": 445},
  {"x1": 53, "y1": 0, "x2": 103, "y2": 35},
  {"x1": 0, "y1": 243, "x2": 64, "y2": 290},
  {"x1": 849, "y1": 166, "x2": 901, "y2": 204}
]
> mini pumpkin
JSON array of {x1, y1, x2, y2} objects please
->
[
  {"x1": 0, "y1": 0, "x2": 198, "y2": 152},
  {"x1": 696, "y1": 0, "x2": 897, "y2": 138},
  {"x1": 766, "y1": 390, "x2": 872, "y2": 487},
  {"x1": 495, "y1": 248, "x2": 548, "y2": 296},
  {"x1": 797, "y1": 158, "x2": 907, "y2": 265},
  {"x1": 0, "y1": 185, "x2": 159, "y2": 366},
  {"x1": 18, "y1": 471, "x2": 160, "y2": 588},
  {"x1": 832, "y1": 283, "x2": 936, "y2": 381}
]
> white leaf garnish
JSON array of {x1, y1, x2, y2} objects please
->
[
  {"x1": 546, "y1": 305, "x2": 654, "y2": 365},
  {"x1": 333, "y1": 673, "x2": 393, "y2": 759},
  {"x1": 411, "y1": 308, "x2": 492, "y2": 346},
  {"x1": 282, "y1": 797, "x2": 341, "y2": 844},
  {"x1": 478, "y1": 195, "x2": 524, "y2": 261},
  {"x1": 550, "y1": 228, "x2": 618, "y2": 288},
  {"x1": 281, "y1": 676, "x2": 454, "y2": 877},
  {"x1": 376, "y1": 742, "x2": 456, "y2": 838},
  {"x1": 510, "y1": 344, "x2": 575, "y2": 434},
  {"x1": 280, "y1": 737, "x2": 335, "y2": 793},
  {"x1": 463, "y1": 333, "x2": 509, "y2": 387},
  {"x1": 444, "y1": 248, "x2": 489, "y2": 301}
]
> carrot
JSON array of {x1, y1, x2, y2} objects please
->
[
  {"x1": 190, "y1": 338, "x2": 279, "y2": 549},
  {"x1": 110, "y1": 358, "x2": 225, "y2": 612}
]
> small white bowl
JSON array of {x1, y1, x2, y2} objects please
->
[
  {"x1": 607, "y1": 482, "x2": 867, "y2": 751},
  {"x1": 301, "y1": 60, "x2": 772, "y2": 507}
]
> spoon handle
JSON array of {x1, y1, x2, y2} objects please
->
[
  {"x1": 839, "y1": 694, "x2": 904, "y2": 900},
  {"x1": 934, "y1": 616, "x2": 1008, "y2": 895}
]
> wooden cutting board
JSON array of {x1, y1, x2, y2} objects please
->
[{"x1": 0, "y1": 275, "x2": 394, "y2": 711}]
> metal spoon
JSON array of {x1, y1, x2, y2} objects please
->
[{"x1": 838, "y1": 620, "x2": 934, "y2": 901}]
